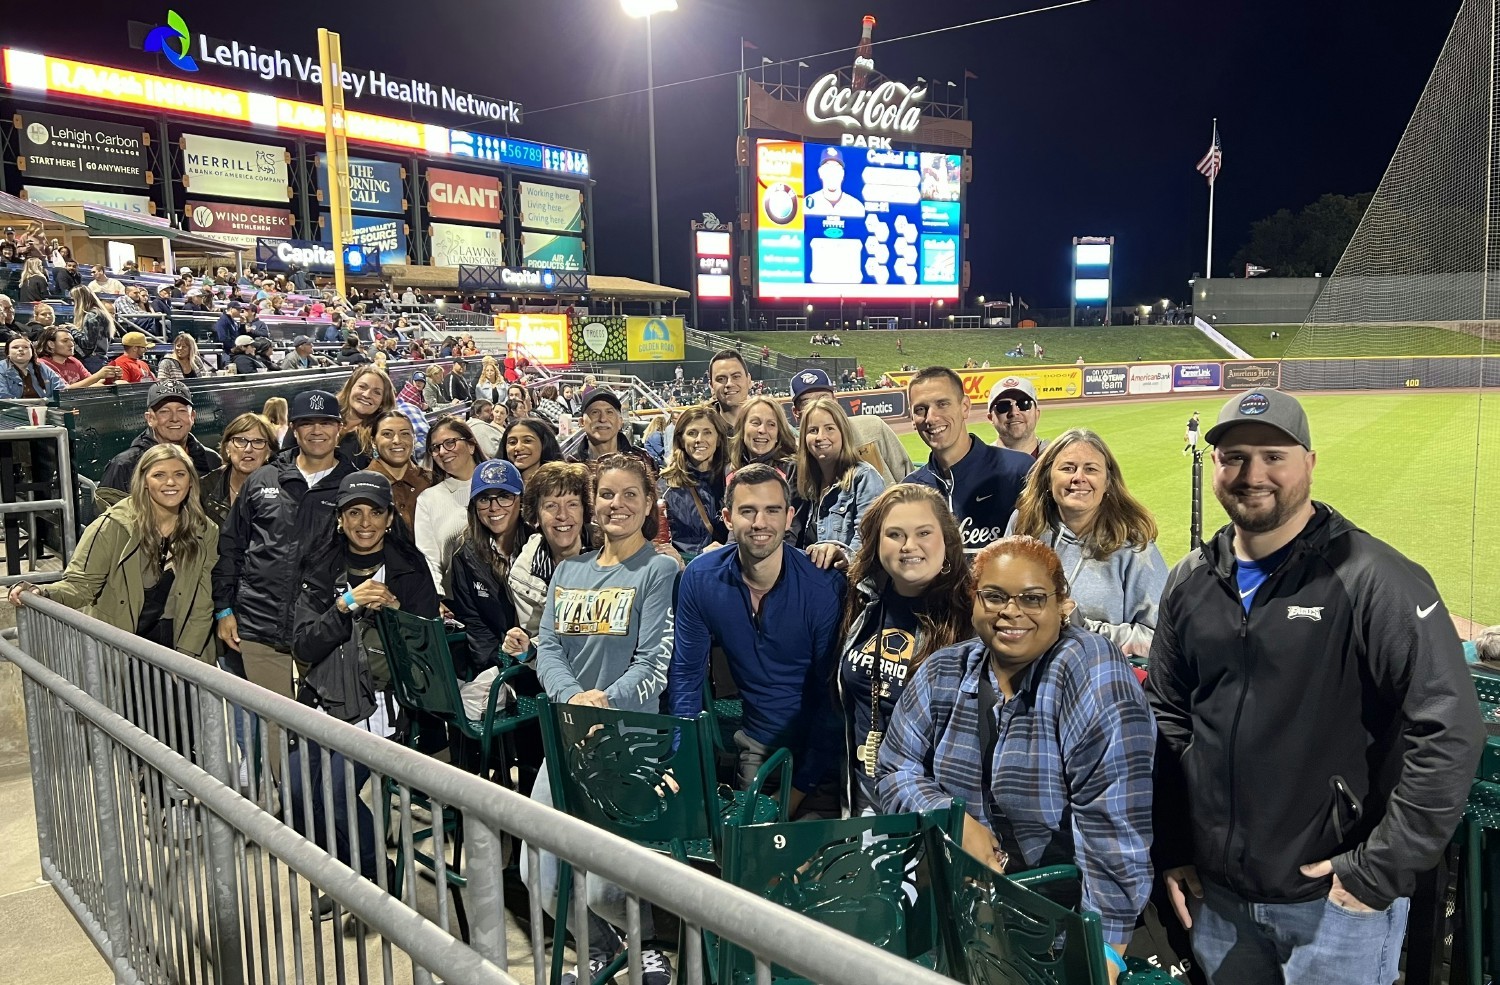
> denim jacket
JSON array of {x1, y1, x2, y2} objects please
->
[
  {"x1": 0, "y1": 359, "x2": 65, "y2": 399},
  {"x1": 795, "y1": 461, "x2": 885, "y2": 555}
]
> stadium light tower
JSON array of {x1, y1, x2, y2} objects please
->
[{"x1": 622, "y1": 0, "x2": 678, "y2": 288}]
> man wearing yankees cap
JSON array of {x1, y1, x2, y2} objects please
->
[{"x1": 1148, "y1": 388, "x2": 1482, "y2": 985}]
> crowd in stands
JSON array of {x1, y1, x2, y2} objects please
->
[{"x1": 3, "y1": 226, "x2": 1491, "y2": 984}]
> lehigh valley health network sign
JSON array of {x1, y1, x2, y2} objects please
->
[{"x1": 137, "y1": 10, "x2": 523, "y2": 124}]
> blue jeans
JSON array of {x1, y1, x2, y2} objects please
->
[
  {"x1": 286, "y1": 736, "x2": 379, "y2": 881},
  {"x1": 1192, "y1": 879, "x2": 1409, "y2": 985}
]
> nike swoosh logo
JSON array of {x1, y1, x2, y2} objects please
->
[
  {"x1": 1240, "y1": 588, "x2": 1256, "y2": 599},
  {"x1": 1417, "y1": 602, "x2": 1439, "y2": 619},
  {"x1": 976, "y1": 494, "x2": 993, "y2": 502}
]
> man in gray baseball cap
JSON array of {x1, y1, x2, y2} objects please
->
[{"x1": 1148, "y1": 386, "x2": 1482, "y2": 985}]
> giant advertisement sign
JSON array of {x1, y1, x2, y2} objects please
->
[
  {"x1": 1223, "y1": 361, "x2": 1282, "y2": 390},
  {"x1": 426, "y1": 167, "x2": 502, "y2": 224},
  {"x1": 316, "y1": 153, "x2": 404, "y2": 214},
  {"x1": 495, "y1": 312, "x2": 571, "y2": 365},
  {"x1": 25, "y1": 184, "x2": 151, "y2": 214},
  {"x1": 19, "y1": 110, "x2": 147, "y2": 188},
  {"x1": 626, "y1": 317, "x2": 685, "y2": 361},
  {"x1": 187, "y1": 200, "x2": 294, "y2": 248},
  {"x1": 521, "y1": 232, "x2": 586, "y2": 272},
  {"x1": 518, "y1": 181, "x2": 584, "y2": 233},
  {"x1": 1173, "y1": 363, "x2": 1223, "y2": 392},
  {"x1": 890, "y1": 368, "x2": 1081, "y2": 403},
  {"x1": 320, "y1": 212, "x2": 407, "y2": 265},
  {"x1": 429, "y1": 222, "x2": 504, "y2": 267},
  {"x1": 755, "y1": 138, "x2": 962, "y2": 301},
  {"x1": 1082, "y1": 365, "x2": 1129, "y2": 397},
  {"x1": 1128, "y1": 364, "x2": 1173, "y2": 395},
  {"x1": 182, "y1": 133, "x2": 288, "y2": 202}
]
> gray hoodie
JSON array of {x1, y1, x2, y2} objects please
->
[{"x1": 1005, "y1": 513, "x2": 1167, "y2": 655}]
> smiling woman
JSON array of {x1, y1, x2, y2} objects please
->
[{"x1": 660, "y1": 404, "x2": 730, "y2": 558}]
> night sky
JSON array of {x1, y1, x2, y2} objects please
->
[{"x1": 7, "y1": 0, "x2": 1463, "y2": 308}]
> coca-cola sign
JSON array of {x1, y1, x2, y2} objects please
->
[{"x1": 804, "y1": 74, "x2": 926, "y2": 135}]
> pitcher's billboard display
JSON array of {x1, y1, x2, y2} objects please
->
[{"x1": 755, "y1": 138, "x2": 962, "y2": 301}]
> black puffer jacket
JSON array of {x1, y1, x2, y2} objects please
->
[
  {"x1": 211, "y1": 453, "x2": 359, "y2": 648},
  {"x1": 291, "y1": 534, "x2": 439, "y2": 674}
]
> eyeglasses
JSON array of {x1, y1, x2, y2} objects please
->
[
  {"x1": 991, "y1": 397, "x2": 1035, "y2": 414},
  {"x1": 228, "y1": 436, "x2": 269, "y2": 451},
  {"x1": 475, "y1": 492, "x2": 517, "y2": 508},
  {"x1": 976, "y1": 589, "x2": 1057, "y2": 613},
  {"x1": 432, "y1": 437, "x2": 470, "y2": 454}
]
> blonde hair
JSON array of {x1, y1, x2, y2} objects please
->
[
  {"x1": 126, "y1": 444, "x2": 214, "y2": 575},
  {"x1": 730, "y1": 396, "x2": 796, "y2": 469},
  {"x1": 261, "y1": 397, "x2": 288, "y2": 427},
  {"x1": 794, "y1": 398, "x2": 862, "y2": 503},
  {"x1": 479, "y1": 356, "x2": 501, "y2": 384},
  {"x1": 21, "y1": 257, "x2": 45, "y2": 281},
  {"x1": 1011, "y1": 428, "x2": 1159, "y2": 558}
]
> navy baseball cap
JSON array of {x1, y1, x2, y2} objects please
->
[
  {"x1": 471, "y1": 459, "x2": 523, "y2": 498},
  {"x1": 337, "y1": 471, "x2": 393, "y2": 510},
  {"x1": 791, "y1": 368, "x2": 835, "y2": 402},
  {"x1": 290, "y1": 390, "x2": 342, "y2": 423},
  {"x1": 819, "y1": 146, "x2": 845, "y2": 167}
]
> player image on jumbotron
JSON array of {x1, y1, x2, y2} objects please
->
[{"x1": 804, "y1": 146, "x2": 866, "y2": 218}]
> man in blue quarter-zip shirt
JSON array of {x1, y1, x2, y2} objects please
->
[
  {"x1": 903, "y1": 366, "x2": 1034, "y2": 553},
  {"x1": 668, "y1": 463, "x2": 846, "y2": 814}
]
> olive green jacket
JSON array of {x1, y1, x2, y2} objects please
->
[{"x1": 45, "y1": 499, "x2": 218, "y2": 662}]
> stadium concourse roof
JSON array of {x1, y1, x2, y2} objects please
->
[
  {"x1": 47, "y1": 203, "x2": 245, "y2": 256},
  {"x1": 383, "y1": 264, "x2": 689, "y2": 302},
  {"x1": 0, "y1": 190, "x2": 87, "y2": 229}
]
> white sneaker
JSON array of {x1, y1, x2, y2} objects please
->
[{"x1": 560, "y1": 956, "x2": 614, "y2": 985}]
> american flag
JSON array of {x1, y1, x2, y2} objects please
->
[{"x1": 1196, "y1": 125, "x2": 1223, "y2": 183}]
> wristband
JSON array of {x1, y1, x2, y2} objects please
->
[
  {"x1": 1104, "y1": 947, "x2": 1127, "y2": 973},
  {"x1": 342, "y1": 589, "x2": 358, "y2": 612},
  {"x1": 215, "y1": 608, "x2": 233, "y2": 620}
]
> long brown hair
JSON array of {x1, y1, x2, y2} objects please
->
[
  {"x1": 126, "y1": 443, "x2": 214, "y2": 574},
  {"x1": 661, "y1": 405, "x2": 729, "y2": 488},
  {"x1": 1010, "y1": 428, "x2": 1158, "y2": 559},
  {"x1": 794, "y1": 397, "x2": 861, "y2": 503},
  {"x1": 730, "y1": 396, "x2": 796, "y2": 469},
  {"x1": 840, "y1": 485, "x2": 972, "y2": 671},
  {"x1": 337, "y1": 364, "x2": 396, "y2": 455}
]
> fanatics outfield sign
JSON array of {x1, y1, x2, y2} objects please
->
[
  {"x1": 19, "y1": 109, "x2": 147, "y2": 188},
  {"x1": 182, "y1": 132, "x2": 288, "y2": 202}
]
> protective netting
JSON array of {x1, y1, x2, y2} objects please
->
[{"x1": 1286, "y1": 0, "x2": 1497, "y2": 626}]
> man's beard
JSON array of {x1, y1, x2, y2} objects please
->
[{"x1": 1214, "y1": 473, "x2": 1311, "y2": 534}]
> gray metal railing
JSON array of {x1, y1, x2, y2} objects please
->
[{"x1": 3, "y1": 596, "x2": 951, "y2": 985}]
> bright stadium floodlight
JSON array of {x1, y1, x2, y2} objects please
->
[{"x1": 621, "y1": 0, "x2": 677, "y2": 15}]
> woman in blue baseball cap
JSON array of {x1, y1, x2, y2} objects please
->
[{"x1": 450, "y1": 460, "x2": 528, "y2": 685}]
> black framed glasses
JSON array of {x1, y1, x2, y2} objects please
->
[
  {"x1": 432, "y1": 436, "x2": 470, "y2": 454},
  {"x1": 991, "y1": 397, "x2": 1036, "y2": 414},
  {"x1": 228, "y1": 436, "x2": 269, "y2": 451},
  {"x1": 976, "y1": 589, "x2": 1057, "y2": 613},
  {"x1": 475, "y1": 492, "x2": 517, "y2": 508}
]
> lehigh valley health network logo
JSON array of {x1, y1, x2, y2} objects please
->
[{"x1": 145, "y1": 10, "x2": 199, "y2": 72}]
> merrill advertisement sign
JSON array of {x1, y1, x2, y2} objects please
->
[
  {"x1": 891, "y1": 368, "x2": 1082, "y2": 403},
  {"x1": 626, "y1": 317, "x2": 686, "y2": 361},
  {"x1": 1083, "y1": 365, "x2": 1129, "y2": 397},
  {"x1": 1173, "y1": 363, "x2": 1223, "y2": 392},
  {"x1": 1223, "y1": 361, "x2": 1282, "y2": 390},
  {"x1": 320, "y1": 213, "x2": 408, "y2": 264},
  {"x1": 495, "y1": 313, "x2": 571, "y2": 365},
  {"x1": 1128, "y1": 364, "x2": 1173, "y2": 395},
  {"x1": 187, "y1": 200, "x2": 294, "y2": 248},
  {"x1": 426, "y1": 167, "x2": 502, "y2": 223},
  {"x1": 572, "y1": 316, "x2": 628, "y2": 362},
  {"x1": 518, "y1": 181, "x2": 584, "y2": 233},
  {"x1": 25, "y1": 184, "x2": 151, "y2": 214},
  {"x1": 183, "y1": 133, "x2": 288, "y2": 202},
  {"x1": 522, "y1": 232, "x2": 586, "y2": 271},
  {"x1": 316, "y1": 154, "x2": 404, "y2": 214},
  {"x1": 430, "y1": 222, "x2": 504, "y2": 267},
  {"x1": 20, "y1": 110, "x2": 147, "y2": 188}
]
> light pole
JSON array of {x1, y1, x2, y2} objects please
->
[{"x1": 622, "y1": 0, "x2": 677, "y2": 287}]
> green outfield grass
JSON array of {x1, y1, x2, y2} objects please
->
[
  {"x1": 895, "y1": 393, "x2": 1499, "y2": 624},
  {"x1": 730, "y1": 328, "x2": 1229, "y2": 377},
  {"x1": 1219, "y1": 324, "x2": 1492, "y2": 359}
]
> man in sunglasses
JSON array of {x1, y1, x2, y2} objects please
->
[{"x1": 986, "y1": 377, "x2": 1047, "y2": 460}]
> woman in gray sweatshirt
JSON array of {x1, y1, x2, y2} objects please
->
[
  {"x1": 1005, "y1": 428, "x2": 1167, "y2": 657},
  {"x1": 526, "y1": 453, "x2": 680, "y2": 985}
]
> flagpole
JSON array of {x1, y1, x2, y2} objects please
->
[{"x1": 1205, "y1": 118, "x2": 1217, "y2": 279}]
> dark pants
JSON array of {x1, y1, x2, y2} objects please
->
[{"x1": 287, "y1": 735, "x2": 379, "y2": 881}]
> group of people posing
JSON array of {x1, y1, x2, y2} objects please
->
[{"x1": 7, "y1": 346, "x2": 1483, "y2": 985}]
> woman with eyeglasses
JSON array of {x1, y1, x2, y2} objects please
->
[
  {"x1": 526, "y1": 453, "x2": 679, "y2": 985},
  {"x1": 1005, "y1": 428, "x2": 1167, "y2": 657},
  {"x1": 876, "y1": 535, "x2": 1154, "y2": 982},
  {"x1": 838, "y1": 485, "x2": 971, "y2": 815},
  {"x1": 414, "y1": 417, "x2": 481, "y2": 596},
  {"x1": 201, "y1": 414, "x2": 279, "y2": 526}
]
